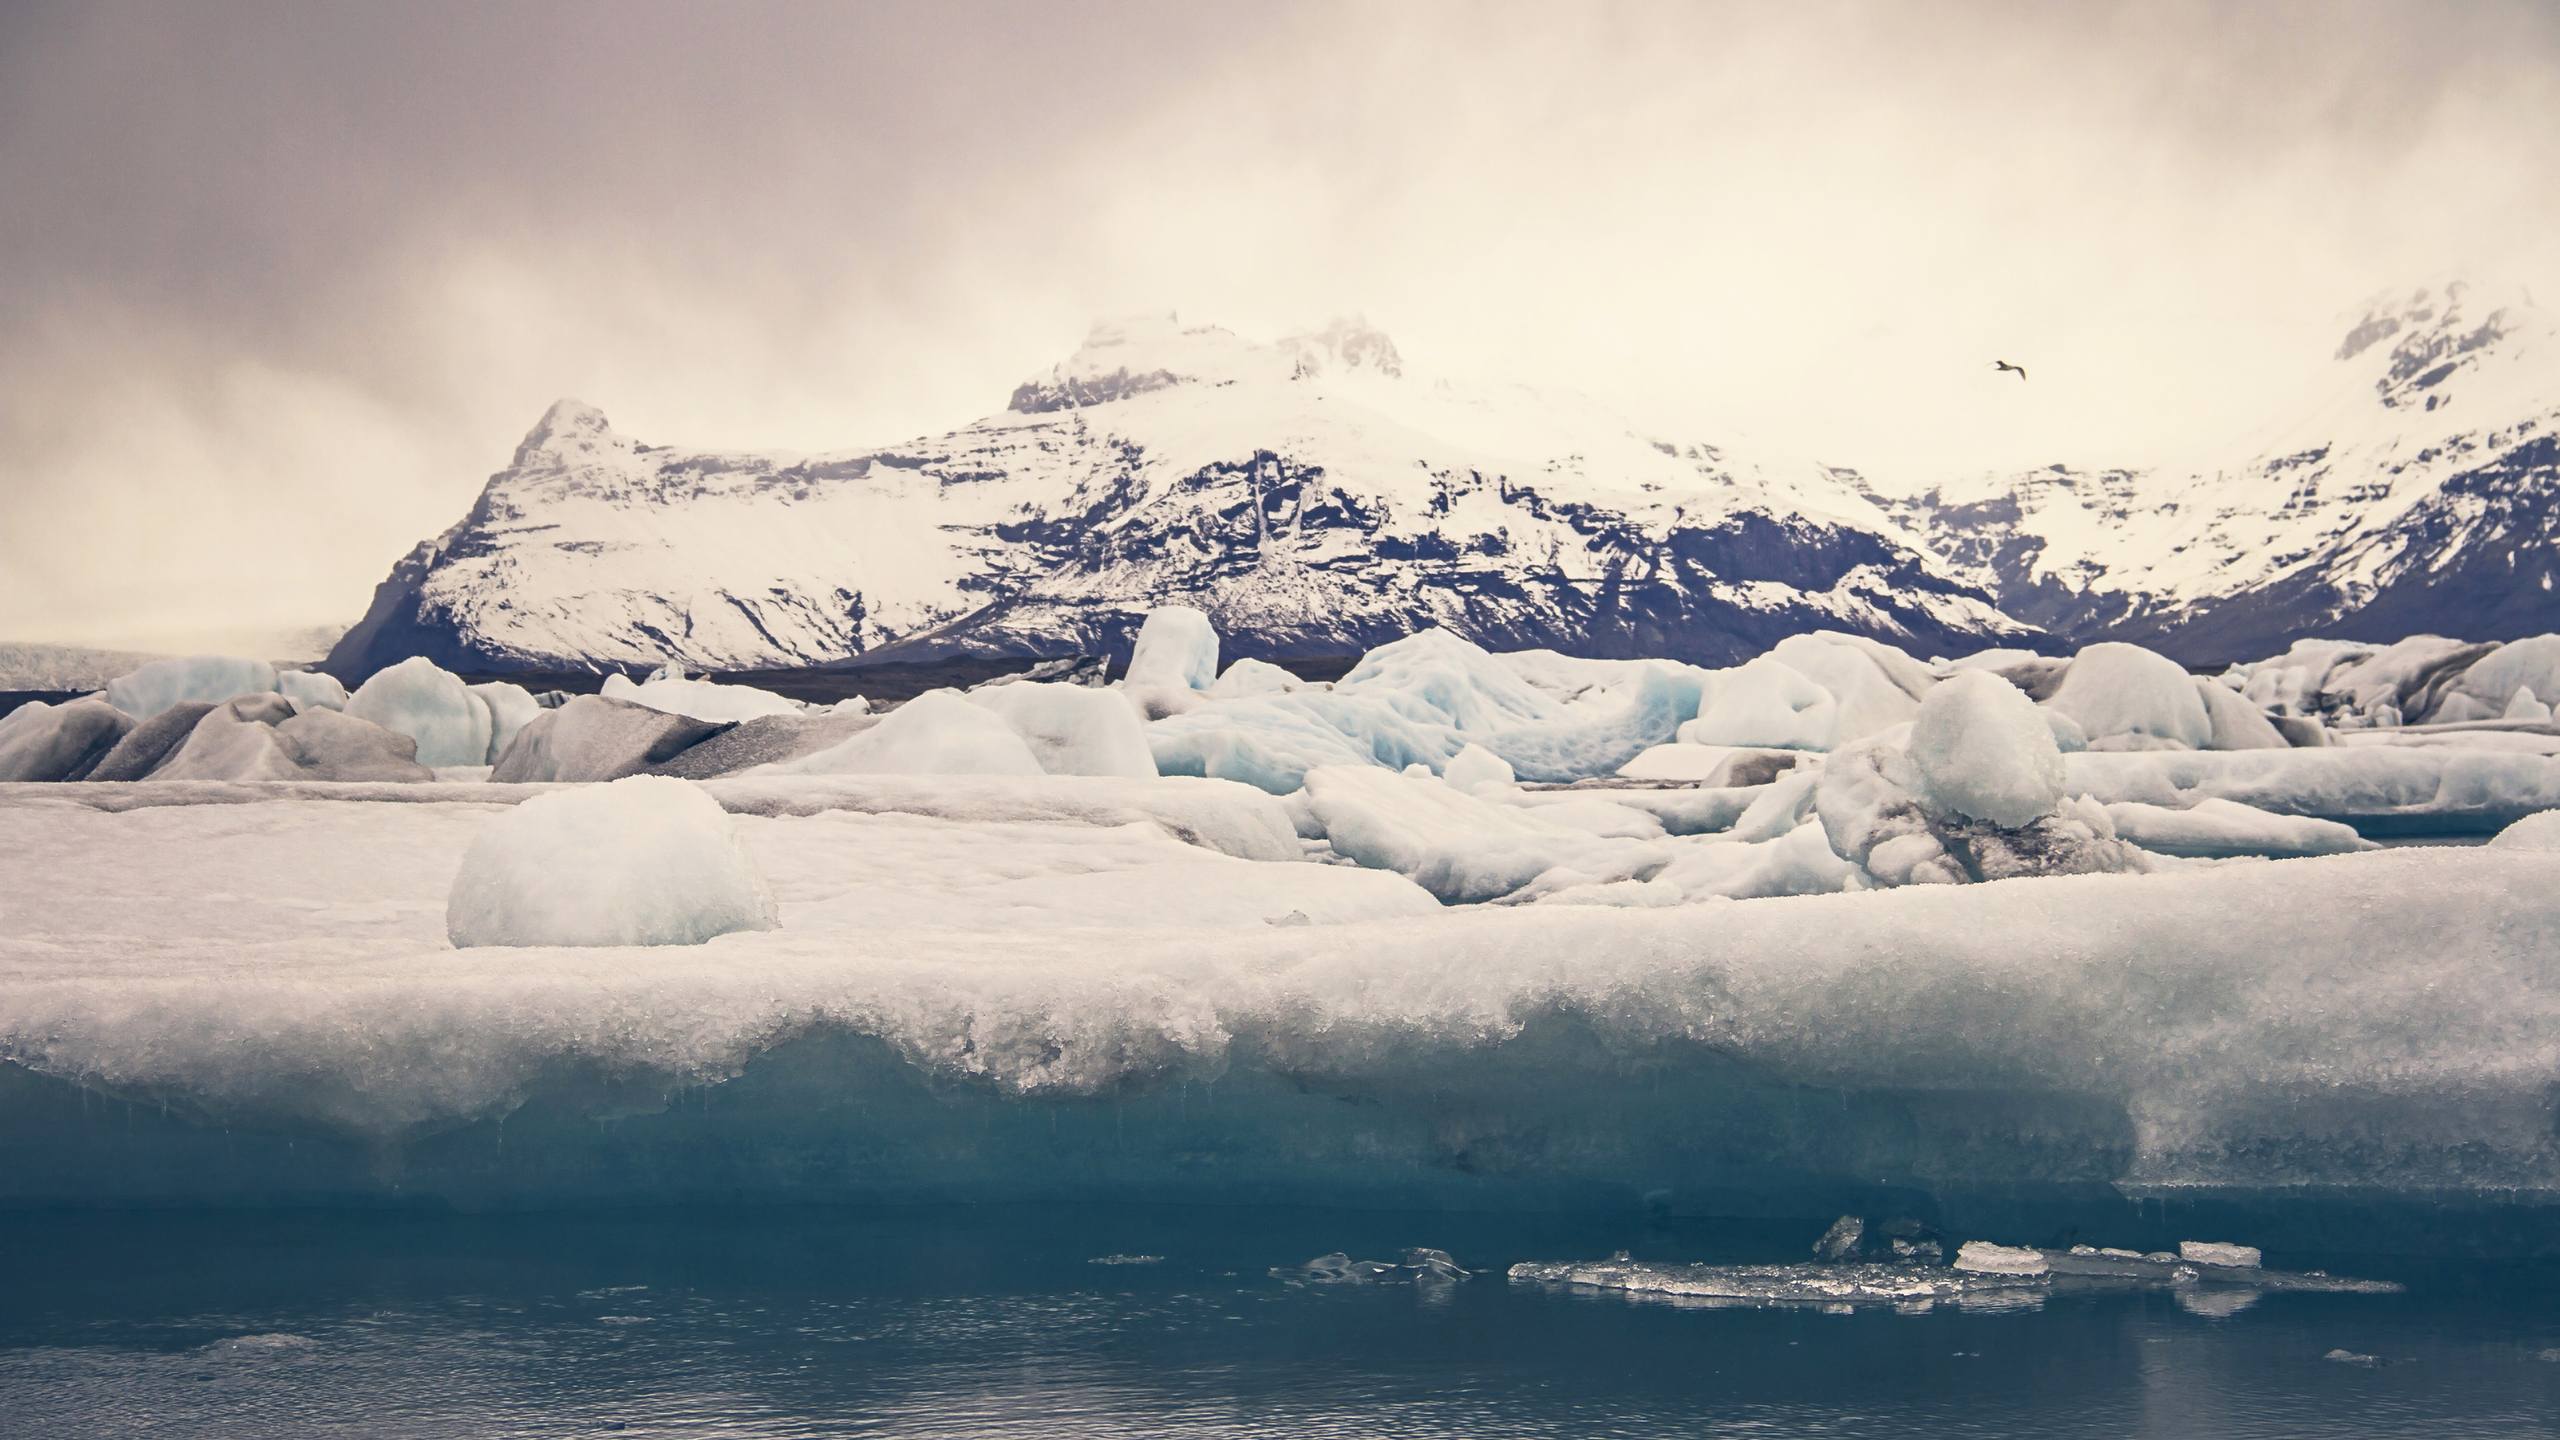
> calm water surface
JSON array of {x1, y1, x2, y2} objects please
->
[{"x1": 2, "y1": 1206, "x2": 2554, "y2": 1438}]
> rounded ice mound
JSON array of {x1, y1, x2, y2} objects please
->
[
  {"x1": 1124, "y1": 605, "x2": 1220, "y2": 691},
  {"x1": 446, "y1": 776, "x2": 778, "y2": 949},
  {"x1": 2047, "y1": 643, "x2": 2211, "y2": 750},
  {"x1": 1907, "y1": 671, "x2": 2065, "y2": 828},
  {"x1": 1442, "y1": 742, "x2": 1515, "y2": 792},
  {"x1": 968, "y1": 681, "x2": 1156, "y2": 777},
  {"x1": 2489, "y1": 810, "x2": 2560, "y2": 852},
  {"x1": 779, "y1": 690, "x2": 1043, "y2": 775},
  {"x1": 347, "y1": 657, "x2": 492, "y2": 768},
  {"x1": 1682, "y1": 657, "x2": 1838, "y2": 750}
]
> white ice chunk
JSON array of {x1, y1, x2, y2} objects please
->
[
  {"x1": 104, "y1": 656, "x2": 278, "y2": 720},
  {"x1": 968, "y1": 681, "x2": 1157, "y2": 778},
  {"x1": 346, "y1": 657, "x2": 493, "y2": 768},
  {"x1": 2489, "y1": 810, "x2": 2560, "y2": 851},
  {"x1": 1334, "y1": 628, "x2": 1555, "y2": 733},
  {"x1": 276, "y1": 670, "x2": 348, "y2": 713},
  {"x1": 2048, "y1": 642, "x2": 2212, "y2": 750},
  {"x1": 2444, "y1": 634, "x2": 2560, "y2": 719},
  {"x1": 1124, "y1": 605, "x2": 1220, "y2": 691},
  {"x1": 778, "y1": 690, "x2": 1044, "y2": 776},
  {"x1": 2178, "y1": 1240, "x2": 2262, "y2": 1269},
  {"x1": 1680, "y1": 657, "x2": 1837, "y2": 750},
  {"x1": 1907, "y1": 670, "x2": 2064, "y2": 827},
  {"x1": 1300, "y1": 764, "x2": 1664, "y2": 903},
  {"x1": 2504, "y1": 688, "x2": 2554, "y2": 724},
  {"x1": 2066, "y1": 748, "x2": 2560, "y2": 830},
  {"x1": 608, "y1": 674, "x2": 804, "y2": 724},
  {"x1": 1208, "y1": 657, "x2": 1305, "y2": 698},
  {"x1": 1441, "y1": 742, "x2": 1515, "y2": 792},
  {"x1": 1953, "y1": 1241, "x2": 2051, "y2": 1275},
  {"x1": 2105, "y1": 798, "x2": 2376, "y2": 859},
  {"x1": 2195, "y1": 679, "x2": 2289, "y2": 751},
  {"x1": 1763, "y1": 632, "x2": 1929, "y2": 743},
  {"x1": 470, "y1": 682, "x2": 543, "y2": 763},
  {"x1": 446, "y1": 775, "x2": 779, "y2": 949}
]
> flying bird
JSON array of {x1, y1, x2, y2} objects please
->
[{"x1": 1993, "y1": 360, "x2": 2027, "y2": 380}]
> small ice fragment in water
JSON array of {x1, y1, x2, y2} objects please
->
[
  {"x1": 2324, "y1": 1348, "x2": 2382, "y2": 1367},
  {"x1": 1266, "y1": 910, "x2": 1313, "y2": 926},
  {"x1": 1272, "y1": 1249, "x2": 1468, "y2": 1285},
  {"x1": 1954, "y1": 1241, "x2": 2051, "y2": 1276},
  {"x1": 1087, "y1": 1254, "x2": 1165, "y2": 1266},
  {"x1": 1272, "y1": 1252, "x2": 1402, "y2": 1285},
  {"x1": 198, "y1": 1333, "x2": 318, "y2": 1356},
  {"x1": 2180, "y1": 1241, "x2": 2264, "y2": 1269},
  {"x1": 1813, "y1": 1215, "x2": 1865, "y2": 1261},
  {"x1": 1403, "y1": 1247, "x2": 1471, "y2": 1281}
]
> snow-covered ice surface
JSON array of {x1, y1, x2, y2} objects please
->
[{"x1": 2, "y1": 765, "x2": 2556, "y2": 1230}]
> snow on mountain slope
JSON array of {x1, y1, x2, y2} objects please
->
[
  {"x1": 330, "y1": 315, "x2": 2030, "y2": 680},
  {"x1": 1897, "y1": 281, "x2": 2560, "y2": 662}
]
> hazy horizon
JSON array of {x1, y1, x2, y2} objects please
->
[{"x1": 7, "y1": 0, "x2": 2558, "y2": 652}]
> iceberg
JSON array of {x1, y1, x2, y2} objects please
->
[
  {"x1": 490, "y1": 695, "x2": 731, "y2": 783},
  {"x1": 1124, "y1": 605, "x2": 1220, "y2": 692},
  {"x1": 602, "y1": 672, "x2": 804, "y2": 724},
  {"x1": 969, "y1": 682, "x2": 1158, "y2": 778},
  {"x1": 778, "y1": 690, "x2": 1045, "y2": 776},
  {"x1": 2066, "y1": 748, "x2": 2560, "y2": 834},
  {"x1": 345, "y1": 657, "x2": 492, "y2": 768},
  {"x1": 1299, "y1": 764, "x2": 1661, "y2": 903},
  {"x1": 102, "y1": 655, "x2": 279, "y2": 721},
  {"x1": 469, "y1": 681, "x2": 544, "y2": 762},
  {"x1": 1906, "y1": 670, "x2": 2065, "y2": 828},
  {"x1": 2046, "y1": 642, "x2": 2213, "y2": 750},
  {"x1": 446, "y1": 776, "x2": 779, "y2": 948},
  {"x1": 0, "y1": 696, "x2": 131, "y2": 782},
  {"x1": 2104, "y1": 798, "x2": 2376, "y2": 859},
  {"x1": 275, "y1": 669, "x2": 349, "y2": 713}
]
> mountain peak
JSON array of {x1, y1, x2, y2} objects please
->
[
  {"x1": 1008, "y1": 314, "x2": 1403, "y2": 413},
  {"x1": 513, "y1": 398, "x2": 625, "y2": 467},
  {"x1": 2331, "y1": 279, "x2": 2550, "y2": 415},
  {"x1": 1279, "y1": 316, "x2": 1404, "y2": 380}
]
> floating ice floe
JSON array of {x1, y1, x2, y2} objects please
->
[
  {"x1": 492, "y1": 695, "x2": 732, "y2": 783},
  {"x1": 1510, "y1": 1240, "x2": 2395, "y2": 1311},
  {"x1": 1272, "y1": 1248, "x2": 1470, "y2": 1285}
]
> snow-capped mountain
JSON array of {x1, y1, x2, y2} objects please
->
[
  {"x1": 329, "y1": 314, "x2": 2029, "y2": 680},
  {"x1": 1896, "y1": 281, "x2": 2560, "y2": 662}
]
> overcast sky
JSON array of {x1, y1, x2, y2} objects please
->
[{"x1": 5, "y1": 0, "x2": 2556, "y2": 651}]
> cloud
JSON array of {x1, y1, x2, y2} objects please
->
[{"x1": 4, "y1": 0, "x2": 2555, "y2": 647}]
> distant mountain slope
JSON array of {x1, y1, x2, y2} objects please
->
[
  {"x1": 329, "y1": 315, "x2": 2031, "y2": 680},
  {"x1": 1894, "y1": 281, "x2": 2560, "y2": 662}
]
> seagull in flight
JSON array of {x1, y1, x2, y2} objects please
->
[{"x1": 1992, "y1": 360, "x2": 2028, "y2": 380}]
